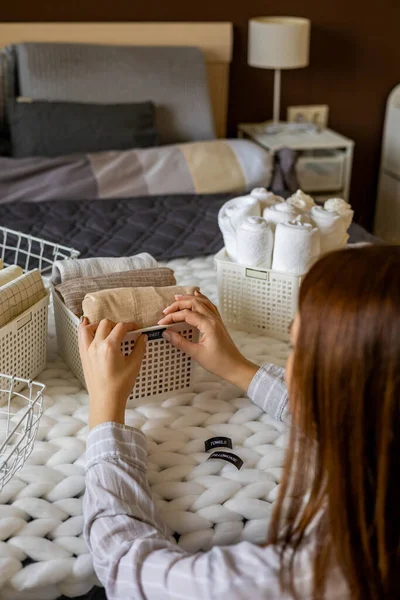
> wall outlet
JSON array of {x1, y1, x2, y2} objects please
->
[{"x1": 287, "y1": 105, "x2": 329, "y2": 128}]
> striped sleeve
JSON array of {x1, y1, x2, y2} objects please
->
[
  {"x1": 247, "y1": 363, "x2": 289, "y2": 422},
  {"x1": 83, "y1": 422, "x2": 295, "y2": 599}
]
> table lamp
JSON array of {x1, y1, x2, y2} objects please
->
[{"x1": 248, "y1": 17, "x2": 311, "y2": 131}]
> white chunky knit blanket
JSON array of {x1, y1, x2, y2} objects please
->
[{"x1": 0, "y1": 256, "x2": 290, "y2": 600}]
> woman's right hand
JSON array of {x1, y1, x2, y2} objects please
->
[{"x1": 158, "y1": 290, "x2": 259, "y2": 391}]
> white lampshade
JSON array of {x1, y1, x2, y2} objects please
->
[{"x1": 248, "y1": 17, "x2": 310, "y2": 70}]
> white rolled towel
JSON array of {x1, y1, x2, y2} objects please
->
[
  {"x1": 324, "y1": 198, "x2": 354, "y2": 230},
  {"x1": 286, "y1": 189, "x2": 316, "y2": 210},
  {"x1": 272, "y1": 221, "x2": 321, "y2": 276},
  {"x1": 263, "y1": 202, "x2": 299, "y2": 229},
  {"x1": 218, "y1": 196, "x2": 260, "y2": 261},
  {"x1": 250, "y1": 188, "x2": 284, "y2": 210},
  {"x1": 236, "y1": 217, "x2": 274, "y2": 268},
  {"x1": 311, "y1": 206, "x2": 347, "y2": 254},
  {"x1": 293, "y1": 212, "x2": 313, "y2": 226}
]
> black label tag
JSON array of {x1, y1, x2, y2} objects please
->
[
  {"x1": 205, "y1": 437, "x2": 233, "y2": 452},
  {"x1": 145, "y1": 328, "x2": 166, "y2": 341},
  {"x1": 207, "y1": 451, "x2": 243, "y2": 470}
]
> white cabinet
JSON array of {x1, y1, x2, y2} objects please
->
[
  {"x1": 238, "y1": 124, "x2": 354, "y2": 203},
  {"x1": 374, "y1": 172, "x2": 400, "y2": 243},
  {"x1": 374, "y1": 84, "x2": 400, "y2": 242}
]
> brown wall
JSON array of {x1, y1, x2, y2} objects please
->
[{"x1": 2, "y1": 1, "x2": 400, "y2": 228}]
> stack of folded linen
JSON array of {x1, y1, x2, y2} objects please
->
[
  {"x1": 0, "y1": 265, "x2": 47, "y2": 328},
  {"x1": 52, "y1": 253, "x2": 198, "y2": 328},
  {"x1": 218, "y1": 188, "x2": 354, "y2": 276}
]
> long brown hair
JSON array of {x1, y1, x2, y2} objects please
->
[{"x1": 268, "y1": 245, "x2": 400, "y2": 599}]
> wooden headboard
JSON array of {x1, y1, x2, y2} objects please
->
[{"x1": 0, "y1": 22, "x2": 233, "y2": 138}]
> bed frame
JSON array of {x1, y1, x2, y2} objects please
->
[{"x1": 0, "y1": 22, "x2": 233, "y2": 138}]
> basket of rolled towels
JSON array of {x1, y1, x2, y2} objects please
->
[
  {"x1": 0, "y1": 262, "x2": 49, "y2": 394},
  {"x1": 51, "y1": 253, "x2": 200, "y2": 403},
  {"x1": 216, "y1": 188, "x2": 354, "y2": 340}
]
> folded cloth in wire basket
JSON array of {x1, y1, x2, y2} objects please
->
[
  {"x1": 83, "y1": 285, "x2": 199, "y2": 328},
  {"x1": 55, "y1": 267, "x2": 177, "y2": 317},
  {"x1": 51, "y1": 253, "x2": 158, "y2": 284},
  {"x1": 0, "y1": 264, "x2": 23, "y2": 288},
  {"x1": 0, "y1": 269, "x2": 47, "y2": 328}
]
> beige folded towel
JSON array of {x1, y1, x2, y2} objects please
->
[
  {"x1": 83, "y1": 285, "x2": 199, "y2": 328},
  {"x1": 0, "y1": 265, "x2": 24, "y2": 288},
  {"x1": 51, "y1": 253, "x2": 158, "y2": 284},
  {"x1": 0, "y1": 269, "x2": 47, "y2": 328},
  {"x1": 55, "y1": 267, "x2": 176, "y2": 317}
]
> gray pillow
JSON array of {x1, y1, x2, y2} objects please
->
[
  {"x1": 9, "y1": 99, "x2": 159, "y2": 158},
  {"x1": 14, "y1": 43, "x2": 215, "y2": 144}
]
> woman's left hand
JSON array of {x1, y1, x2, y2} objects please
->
[{"x1": 78, "y1": 318, "x2": 147, "y2": 429}]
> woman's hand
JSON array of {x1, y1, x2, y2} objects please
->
[
  {"x1": 158, "y1": 291, "x2": 258, "y2": 391},
  {"x1": 78, "y1": 318, "x2": 147, "y2": 429}
]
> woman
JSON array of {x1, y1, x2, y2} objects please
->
[{"x1": 79, "y1": 245, "x2": 400, "y2": 600}]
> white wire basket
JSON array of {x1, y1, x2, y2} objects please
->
[
  {"x1": 0, "y1": 226, "x2": 80, "y2": 275},
  {"x1": 215, "y1": 248, "x2": 302, "y2": 341},
  {"x1": 0, "y1": 226, "x2": 79, "y2": 392},
  {"x1": 0, "y1": 374, "x2": 45, "y2": 492}
]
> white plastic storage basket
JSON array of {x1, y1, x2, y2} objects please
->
[
  {"x1": 0, "y1": 375, "x2": 45, "y2": 491},
  {"x1": 52, "y1": 289, "x2": 200, "y2": 404},
  {"x1": 0, "y1": 227, "x2": 79, "y2": 388},
  {"x1": 215, "y1": 248, "x2": 301, "y2": 341}
]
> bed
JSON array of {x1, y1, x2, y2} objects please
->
[{"x1": 0, "y1": 23, "x2": 376, "y2": 600}]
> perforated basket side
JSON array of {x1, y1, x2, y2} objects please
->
[
  {"x1": 52, "y1": 289, "x2": 85, "y2": 387},
  {"x1": 215, "y1": 249, "x2": 301, "y2": 341},
  {"x1": 52, "y1": 289, "x2": 199, "y2": 402},
  {"x1": 0, "y1": 295, "x2": 49, "y2": 398}
]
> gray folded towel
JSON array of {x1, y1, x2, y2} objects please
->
[
  {"x1": 51, "y1": 253, "x2": 158, "y2": 284},
  {"x1": 55, "y1": 267, "x2": 176, "y2": 317}
]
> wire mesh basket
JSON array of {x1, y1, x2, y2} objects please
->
[
  {"x1": 0, "y1": 227, "x2": 79, "y2": 396},
  {"x1": 0, "y1": 226, "x2": 80, "y2": 275},
  {"x1": 0, "y1": 374, "x2": 45, "y2": 492}
]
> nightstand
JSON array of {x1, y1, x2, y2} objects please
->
[{"x1": 238, "y1": 123, "x2": 355, "y2": 203}]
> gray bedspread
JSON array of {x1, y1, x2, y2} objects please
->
[{"x1": 0, "y1": 194, "x2": 377, "y2": 265}]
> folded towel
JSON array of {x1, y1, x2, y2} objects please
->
[
  {"x1": 324, "y1": 198, "x2": 354, "y2": 230},
  {"x1": 272, "y1": 221, "x2": 321, "y2": 276},
  {"x1": 250, "y1": 188, "x2": 284, "y2": 211},
  {"x1": 51, "y1": 253, "x2": 158, "y2": 284},
  {"x1": 311, "y1": 206, "x2": 347, "y2": 254},
  {"x1": 0, "y1": 269, "x2": 47, "y2": 328},
  {"x1": 83, "y1": 285, "x2": 199, "y2": 328},
  {"x1": 236, "y1": 217, "x2": 274, "y2": 268},
  {"x1": 293, "y1": 212, "x2": 313, "y2": 226},
  {"x1": 55, "y1": 267, "x2": 176, "y2": 317},
  {"x1": 263, "y1": 203, "x2": 299, "y2": 230},
  {"x1": 0, "y1": 259, "x2": 3, "y2": 269},
  {"x1": 218, "y1": 196, "x2": 260, "y2": 261},
  {"x1": 0, "y1": 265, "x2": 24, "y2": 288},
  {"x1": 286, "y1": 189, "x2": 316, "y2": 211}
]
